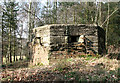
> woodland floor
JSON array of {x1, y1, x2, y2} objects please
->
[{"x1": 1, "y1": 55, "x2": 120, "y2": 82}]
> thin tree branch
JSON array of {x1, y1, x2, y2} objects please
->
[
  {"x1": 101, "y1": 8, "x2": 118, "y2": 27},
  {"x1": 23, "y1": 8, "x2": 41, "y2": 21}
]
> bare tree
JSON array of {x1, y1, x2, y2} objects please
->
[{"x1": 106, "y1": 2, "x2": 109, "y2": 49}]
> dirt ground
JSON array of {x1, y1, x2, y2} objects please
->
[{"x1": 1, "y1": 56, "x2": 120, "y2": 82}]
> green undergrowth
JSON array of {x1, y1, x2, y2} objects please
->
[
  {"x1": 63, "y1": 69, "x2": 119, "y2": 82},
  {"x1": 1, "y1": 55, "x2": 120, "y2": 82},
  {"x1": 78, "y1": 54, "x2": 100, "y2": 58},
  {"x1": 53, "y1": 58, "x2": 70, "y2": 72},
  {"x1": 52, "y1": 55, "x2": 101, "y2": 72}
]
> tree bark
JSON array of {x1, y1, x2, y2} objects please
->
[
  {"x1": 106, "y1": 2, "x2": 109, "y2": 50},
  {"x1": 65, "y1": 8, "x2": 67, "y2": 24},
  {"x1": 9, "y1": 18, "x2": 12, "y2": 63},
  {"x1": 95, "y1": 2, "x2": 98, "y2": 24},
  {"x1": 28, "y1": 2, "x2": 32, "y2": 42},
  {"x1": 13, "y1": 26, "x2": 16, "y2": 61},
  {"x1": 98, "y1": 2, "x2": 102, "y2": 25},
  {"x1": 2, "y1": 13, "x2": 4, "y2": 65},
  {"x1": 28, "y1": 2, "x2": 32, "y2": 57},
  {"x1": 73, "y1": 7, "x2": 76, "y2": 24}
]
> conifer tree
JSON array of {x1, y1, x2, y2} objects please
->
[{"x1": 2, "y1": 2, "x2": 18, "y2": 63}]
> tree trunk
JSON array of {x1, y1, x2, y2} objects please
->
[
  {"x1": 85, "y1": 2, "x2": 88, "y2": 23},
  {"x1": 55, "y1": 1, "x2": 57, "y2": 24},
  {"x1": 53, "y1": 1, "x2": 57, "y2": 24},
  {"x1": 20, "y1": 36, "x2": 22, "y2": 60},
  {"x1": 13, "y1": 28, "x2": 16, "y2": 61},
  {"x1": 65, "y1": 8, "x2": 67, "y2": 24},
  {"x1": 28, "y1": 2, "x2": 32, "y2": 57},
  {"x1": 95, "y1": 2, "x2": 98, "y2": 24},
  {"x1": 9, "y1": 20, "x2": 12, "y2": 63},
  {"x1": 98, "y1": 2, "x2": 102, "y2": 25},
  {"x1": 28, "y1": 2, "x2": 32, "y2": 42},
  {"x1": 73, "y1": 7, "x2": 76, "y2": 24},
  {"x1": 106, "y1": 2, "x2": 109, "y2": 50},
  {"x1": 2, "y1": 13, "x2": 4, "y2": 65}
]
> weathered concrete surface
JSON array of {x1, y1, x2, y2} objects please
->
[
  {"x1": 32, "y1": 44, "x2": 49, "y2": 65},
  {"x1": 31, "y1": 24, "x2": 105, "y2": 65}
]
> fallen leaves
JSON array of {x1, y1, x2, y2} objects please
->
[{"x1": 1, "y1": 57, "x2": 120, "y2": 82}]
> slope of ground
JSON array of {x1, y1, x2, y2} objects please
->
[{"x1": 1, "y1": 56, "x2": 120, "y2": 82}]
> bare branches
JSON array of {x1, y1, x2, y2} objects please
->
[
  {"x1": 101, "y1": 8, "x2": 118, "y2": 27},
  {"x1": 23, "y1": 7, "x2": 41, "y2": 21}
]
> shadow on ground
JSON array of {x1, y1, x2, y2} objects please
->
[{"x1": 2, "y1": 60, "x2": 29, "y2": 69}]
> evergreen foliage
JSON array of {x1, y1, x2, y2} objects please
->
[{"x1": 2, "y1": 2, "x2": 19, "y2": 63}]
